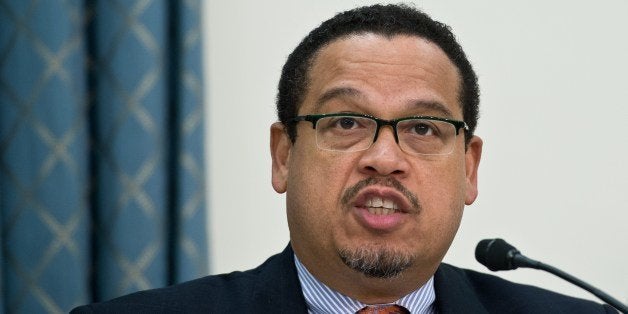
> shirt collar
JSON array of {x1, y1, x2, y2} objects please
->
[{"x1": 294, "y1": 254, "x2": 436, "y2": 314}]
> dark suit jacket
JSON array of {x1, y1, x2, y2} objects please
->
[{"x1": 71, "y1": 245, "x2": 617, "y2": 313}]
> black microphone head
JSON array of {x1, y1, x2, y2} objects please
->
[{"x1": 475, "y1": 238, "x2": 520, "y2": 271}]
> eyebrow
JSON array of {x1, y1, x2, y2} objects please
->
[
  {"x1": 314, "y1": 87, "x2": 363, "y2": 111},
  {"x1": 408, "y1": 100, "x2": 455, "y2": 118},
  {"x1": 314, "y1": 86, "x2": 456, "y2": 118}
]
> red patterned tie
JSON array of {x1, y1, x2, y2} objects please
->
[{"x1": 356, "y1": 304, "x2": 410, "y2": 314}]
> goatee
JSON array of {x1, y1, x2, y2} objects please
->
[{"x1": 338, "y1": 246, "x2": 414, "y2": 278}]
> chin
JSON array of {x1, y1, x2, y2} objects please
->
[{"x1": 335, "y1": 240, "x2": 419, "y2": 279}]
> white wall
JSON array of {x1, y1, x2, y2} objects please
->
[{"x1": 203, "y1": 0, "x2": 628, "y2": 304}]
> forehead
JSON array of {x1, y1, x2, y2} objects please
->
[{"x1": 303, "y1": 34, "x2": 462, "y2": 118}]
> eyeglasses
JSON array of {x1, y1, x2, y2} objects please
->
[{"x1": 292, "y1": 113, "x2": 467, "y2": 156}]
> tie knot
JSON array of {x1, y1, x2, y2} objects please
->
[{"x1": 356, "y1": 304, "x2": 410, "y2": 314}]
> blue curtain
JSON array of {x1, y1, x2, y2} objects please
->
[{"x1": 0, "y1": 1, "x2": 208, "y2": 313}]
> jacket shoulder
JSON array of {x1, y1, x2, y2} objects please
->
[
  {"x1": 72, "y1": 247, "x2": 305, "y2": 313},
  {"x1": 71, "y1": 269, "x2": 261, "y2": 313},
  {"x1": 436, "y1": 263, "x2": 616, "y2": 313}
]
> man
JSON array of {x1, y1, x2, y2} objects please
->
[{"x1": 73, "y1": 4, "x2": 618, "y2": 313}]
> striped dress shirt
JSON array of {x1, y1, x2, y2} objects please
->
[{"x1": 294, "y1": 255, "x2": 436, "y2": 314}]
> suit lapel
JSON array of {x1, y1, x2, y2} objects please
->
[{"x1": 252, "y1": 244, "x2": 309, "y2": 313}]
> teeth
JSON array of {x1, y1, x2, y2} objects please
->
[
  {"x1": 372, "y1": 197, "x2": 383, "y2": 208},
  {"x1": 365, "y1": 197, "x2": 399, "y2": 215},
  {"x1": 383, "y1": 199, "x2": 396, "y2": 210},
  {"x1": 367, "y1": 207, "x2": 394, "y2": 215}
]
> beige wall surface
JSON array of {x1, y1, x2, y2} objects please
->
[{"x1": 204, "y1": 0, "x2": 628, "y2": 304}]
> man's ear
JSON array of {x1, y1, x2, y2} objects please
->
[
  {"x1": 464, "y1": 136, "x2": 483, "y2": 205},
  {"x1": 270, "y1": 122, "x2": 291, "y2": 193}
]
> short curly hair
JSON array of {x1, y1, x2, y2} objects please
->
[{"x1": 276, "y1": 4, "x2": 479, "y2": 145}]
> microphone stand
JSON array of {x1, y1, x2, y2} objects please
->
[{"x1": 514, "y1": 252, "x2": 628, "y2": 313}]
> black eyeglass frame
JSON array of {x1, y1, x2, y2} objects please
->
[{"x1": 291, "y1": 113, "x2": 468, "y2": 145}]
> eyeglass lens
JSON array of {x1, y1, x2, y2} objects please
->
[{"x1": 314, "y1": 116, "x2": 458, "y2": 155}]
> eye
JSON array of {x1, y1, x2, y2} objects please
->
[
  {"x1": 334, "y1": 117, "x2": 360, "y2": 129},
  {"x1": 411, "y1": 122, "x2": 436, "y2": 136}
]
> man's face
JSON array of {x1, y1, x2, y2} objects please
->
[{"x1": 271, "y1": 34, "x2": 482, "y2": 284}]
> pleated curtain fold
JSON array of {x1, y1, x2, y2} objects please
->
[{"x1": 0, "y1": 1, "x2": 208, "y2": 313}]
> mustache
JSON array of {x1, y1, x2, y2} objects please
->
[{"x1": 341, "y1": 177, "x2": 421, "y2": 212}]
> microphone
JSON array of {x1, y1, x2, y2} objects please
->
[{"x1": 475, "y1": 238, "x2": 627, "y2": 313}]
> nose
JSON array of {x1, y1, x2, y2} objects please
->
[{"x1": 357, "y1": 125, "x2": 410, "y2": 177}]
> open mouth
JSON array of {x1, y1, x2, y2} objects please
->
[
  {"x1": 364, "y1": 196, "x2": 400, "y2": 215},
  {"x1": 351, "y1": 189, "x2": 414, "y2": 231}
]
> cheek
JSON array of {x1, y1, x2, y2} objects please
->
[
  {"x1": 409, "y1": 166, "x2": 466, "y2": 263},
  {"x1": 413, "y1": 158, "x2": 467, "y2": 230},
  {"x1": 416, "y1": 156, "x2": 466, "y2": 200},
  {"x1": 290, "y1": 147, "x2": 355, "y2": 198},
  {"x1": 285, "y1": 149, "x2": 355, "y2": 237}
]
